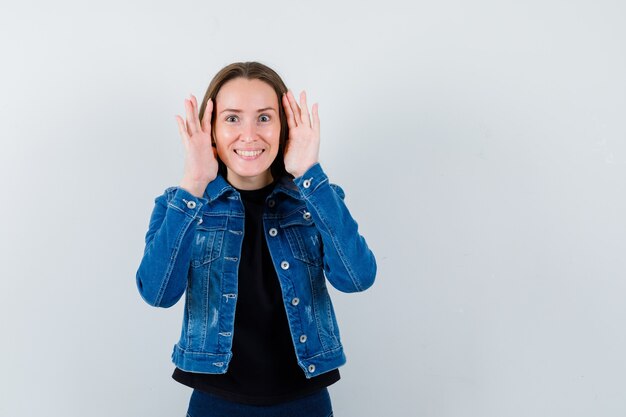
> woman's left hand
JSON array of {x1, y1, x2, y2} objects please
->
[{"x1": 282, "y1": 89, "x2": 320, "y2": 178}]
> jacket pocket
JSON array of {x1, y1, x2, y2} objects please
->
[
  {"x1": 191, "y1": 214, "x2": 227, "y2": 268},
  {"x1": 279, "y1": 208, "x2": 323, "y2": 266}
]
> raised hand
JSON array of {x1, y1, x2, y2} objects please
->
[
  {"x1": 175, "y1": 94, "x2": 219, "y2": 197},
  {"x1": 282, "y1": 90, "x2": 320, "y2": 178}
]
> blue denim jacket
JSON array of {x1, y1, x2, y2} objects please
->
[{"x1": 136, "y1": 162, "x2": 376, "y2": 379}]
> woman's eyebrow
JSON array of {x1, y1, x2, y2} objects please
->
[{"x1": 220, "y1": 107, "x2": 277, "y2": 114}]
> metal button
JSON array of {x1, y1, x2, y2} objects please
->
[
  {"x1": 281, "y1": 261, "x2": 290, "y2": 270},
  {"x1": 303, "y1": 179, "x2": 311, "y2": 188},
  {"x1": 299, "y1": 334, "x2": 307, "y2": 343},
  {"x1": 269, "y1": 228, "x2": 278, "y2": 237},
  {"x1": 198, "y1": 217, "x2": 203, "y2": 224},
  {"x1": 268, "y1": 199, "x2": 275, "y2": 207},
  {"x1": 303, "y1": 211, "x2": 311, "y2": 220},
  {"x1": 291, "y1": 297, "x2": 299, "y2": 306},
  {"x1": 308, "y1": 364, "x2": 316, "y2": 373},
  {"x1": 186, "y1": 200, "x2": 196, "y2": 209}
]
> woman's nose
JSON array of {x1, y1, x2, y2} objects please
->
[{"x1": 240, "y1": 121, "x2": 258, "y2": 141}]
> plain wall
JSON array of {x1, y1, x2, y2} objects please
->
[{"x1": 1, "y1": 0, "x2": 625, "y2": 416}]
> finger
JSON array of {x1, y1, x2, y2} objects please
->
[
  {"x1": 312, "y1": 102, "x2": 320, "y2": 133},
  {"x1": 175, "y1": 115, "x2": 190, "y2": 146},
  {"x1": 201, "y1": 98, "x2": 213, "y2": 133},
  {"x1": 183, "y1": 99, "x2": 193, "y2": 137},
  {"x1": 299, "y1": 90, "x2": 311, "y2": 128},
  {"x1": 185, "y1": 97, "x2": 200, "y2": 135},
  {"x1": 282, "y1": 92, "x2": 297, "y2": 129},
  {"x1": 190, "y1": 94, "x2": 202, "y2": 131},
  {"x1": 286, "y1": 90, "x2": 302, "y2": 123}
]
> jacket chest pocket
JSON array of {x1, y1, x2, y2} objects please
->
[
  {"x1": 191, "y1": 215, "x2": 227, "y2": 268},
  {"x1": 279, "y1": 210, "x2": 323, "y2": 266}
]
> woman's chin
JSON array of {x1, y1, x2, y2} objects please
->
[{"x1": 226, "y1": 165, "x2": 273, "y2": 185}]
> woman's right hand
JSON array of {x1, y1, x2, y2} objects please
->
[{"x1": 175, "y1": 94, "x2": 219, "y2": 197}]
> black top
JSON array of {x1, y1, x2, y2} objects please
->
[{"x1": 172, "y1": 179, "x2": 340, "y2": 405}]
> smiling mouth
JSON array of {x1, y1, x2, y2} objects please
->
[{"x1": 235, "y1": 149, "x2": 265, "y2": 157}]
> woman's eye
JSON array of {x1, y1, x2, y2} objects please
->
[
  {"x1": 226, "y1": 115, "x2": 238, "y2": 122},
  {"x1": 259, "y1": 114, "x2": 270, "y2": 122}
]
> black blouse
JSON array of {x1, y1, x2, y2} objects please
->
[{"x1": 172, "y1": 179, "x2": 340, "y2": 405}]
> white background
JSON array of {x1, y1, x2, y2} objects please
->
[{"x1": 1, "y1": 0, "x2": 625, "y2": 416}]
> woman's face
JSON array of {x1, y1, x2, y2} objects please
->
[{"x1": 213, "y1": 77, "x2": 281, "y2": 190}]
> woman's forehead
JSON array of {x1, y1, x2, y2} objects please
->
[{"x1": 216, "y1": 78, "x2": 277, "y2": 110}]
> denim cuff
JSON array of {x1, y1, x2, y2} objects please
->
[
  {"x1": 293, "y1": 162, "x2": 328, "y2": 196},
  {"x1": 166, "y1": 186, "x2": 209, "y2": 219}
]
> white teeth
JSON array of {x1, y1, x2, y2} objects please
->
[{"x1": 236, "y1": 149, "x2": 263, "y2": 157}]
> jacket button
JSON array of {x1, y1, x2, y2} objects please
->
[
  {"x1": 186, "y1": 200, "x2": 196, "y2": 209},
  {"x1": 299, "y1": 334, "x2": 307, "y2": 343},
  {"x1": 303, "y1": 179, "x2": 311, "y2": 188},
  {"x1": 268, "y1": 199, "x2": 275, "y2": 207},
  {"x1": 303, "y1": 211, "x2": 311, "y2": 220},
  {"x1": 281, "y1": 261, "x2": 290, "y2": 270},
  {"x1": 291, "y1": 297, "x2": 299, "y2": 306},
  {"x1": 197, "y1": 217, "x2": 203, "y2": 224},
  {"x1": 269, "y1": 228, "x2": 278, "y2": 237},
  {"x1": 308, "y1": 364, "x2": 316, "y2": 373}
]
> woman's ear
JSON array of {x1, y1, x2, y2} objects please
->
[{"x1": 211, "y1": 120, "x2": 217, "y2": 145}]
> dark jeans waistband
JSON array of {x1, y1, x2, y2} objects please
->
[{"x1": 186, "y1": 387, "x2": 333, "y2": 417}]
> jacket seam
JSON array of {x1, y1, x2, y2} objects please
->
[
  {"x1": 300, "y1": 344, "x2": 344, "y2": 361},
  {"x1": 154, "y1": 208, "x2": 195, "y2": 306},
  {"x1": 301, "y1": 179, "x2": 362, "y2": 292}
]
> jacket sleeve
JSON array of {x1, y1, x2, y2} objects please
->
[
  {"x1": 294, "y1": 162, "x2": 377, "y2": 293},
  {"x1": 135, "y1": 186, "x2": 208, "y2": 307}
]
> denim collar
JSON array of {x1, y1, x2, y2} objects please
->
[{"x1": 203, "y1": 174, "x2": 300, "y2": 203}]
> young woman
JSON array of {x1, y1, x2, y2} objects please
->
[{"x1": 136, "y1": 61, "x2": 377, "y2": 417}]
